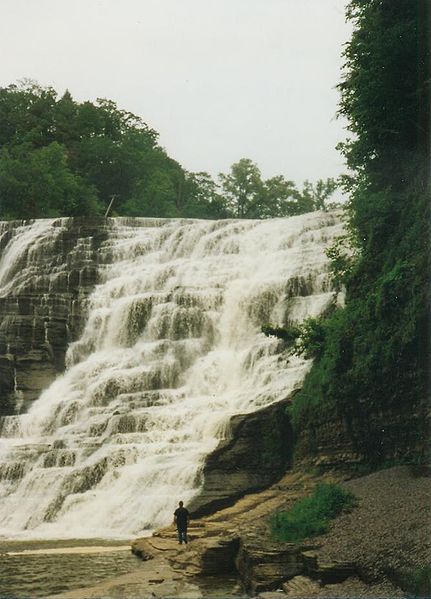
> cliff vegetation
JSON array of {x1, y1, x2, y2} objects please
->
[{"x1": 289, "y1": 0, "x2": 430, "y2": 465}]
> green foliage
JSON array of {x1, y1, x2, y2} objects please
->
[
  {"x1": 0, "y1": 81, "x2": 337, "y2": 220},
  {"x1": 294, "y1": 317, "x2": 327, "y2": 359},
  {"x1": 181, "y1": 171, "x2": 230, "y2": 219},
  {"x1": 262, "y1": 175, "x2": 300, "y2": 217},
  {"x1": 290, "y1": 0, "x2": 430, "y2": 464},
  {"x1": 219, "y1": 158, "x2": 338, "y2": 219},
  {"x1": 297, "y1": 178, "x2": 338, "y2": 212},
  {"x1": 271, "y1": 483, "x2": 356, "y2": 543},
  {"x1": 404, "y1": 565, "x2": 431, "y2": 598},
  {"x1": 261, "y1": 323, "x2": 300, "y2": 345},
  {"x1": 0, "y1": 142, "x2": 100, "y2": 218},
  {"x1": 262, "y1": 317, "x2": 328, "y2": 360},
  {"x1": 338, "y1": 1, "x2": 427, "y2": 193},
  {"x1": 325, "y1": 233, "x2": 358, "y2": 291},
  {"x1": 218, "y1": 158, "x2": 264, "y2": 218},
  {"x1": 0, "y1": 80, "x2": 163, "y2": 218},
  {"x1": 288, "y1": 309, "x2": 351, "y2": 427}
]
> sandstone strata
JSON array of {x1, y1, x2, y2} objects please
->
[
  {"x1": 0, "y1": 217, "x2": 111, "y2": 414},
  {"x1": 295, "y1": 407, "x2": 429, "y2": 468},
  {"x1": 189, "y1": 397, "x2": 294, "y2": 517}
]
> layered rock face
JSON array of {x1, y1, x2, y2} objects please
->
[
  {"x1": 0, "y1": 218, "x2": 111, "y2": 414},
  {"x1": 190, "y1": 398, "x2": 294, "y2": 516},
  {"x1": 0, "y1": 213, "x2": 342, "y2": 538},
  {"x1": 293, "y1": 402, "x2": 429, "y2": 468}
]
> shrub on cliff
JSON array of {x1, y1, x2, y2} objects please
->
[
  {"x1": 261, "y1": 323, "x2": 300, "y2": 346},
  {"x1": 261, "y1": 317, "x2": 327, "y2": 358},
  {"x1": 271, "y1": 482, "x2": 356, "y2": 543}
]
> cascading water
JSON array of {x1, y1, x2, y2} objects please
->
[{"x1": 0, "y1": 213, "x2": 342, "y2": 539}]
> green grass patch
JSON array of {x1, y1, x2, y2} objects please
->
[
  {"x1": 271, "y1": 482, "x2": 356, "y2": 543},
  {"x1": 405, "y1": 565, "x2": 431, "y2": 598}
]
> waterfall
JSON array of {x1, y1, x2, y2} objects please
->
[{"x1": 0, "y1": 213, "x2": 342, "y2": 539}]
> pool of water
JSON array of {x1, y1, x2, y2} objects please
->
[
  {"x1": 0, "y1": 539, "x2": 245, "y2": 598},
  {"x1": 0, "y1": 539, "x2": 140, "y2": 598}
]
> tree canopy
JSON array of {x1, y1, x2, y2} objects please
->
[{"x1": 0, "y1": 80, "x2": 338, "y2": 220}]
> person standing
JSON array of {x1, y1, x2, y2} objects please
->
[{"x1": 173, "y1": 500, "x2": 189, "y2": 545}]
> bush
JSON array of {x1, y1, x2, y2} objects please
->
[
  {"x1": 261, "y1": 318, "x2": 326, "y2": 358},
  {"x1": 271, "y1": 483, "x2": 356, "y2": 543},
  {"x1": 261, "y1": 323, "x2": 300, "y2": 345},
  {"x1": 294, "y1": 317, "x2": 326, "y2": 359}
]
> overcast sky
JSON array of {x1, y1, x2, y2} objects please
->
[{"x1": 0, "y1": 0, "x2": 351, "y2": 187}]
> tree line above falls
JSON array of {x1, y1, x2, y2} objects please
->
[{"x1": 0, "y1": 81, "x2": 337, "y2": 220}]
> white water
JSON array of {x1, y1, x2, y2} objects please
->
[
  {"x1": 0, "y1": 213, "x2": 342, "y2": 538},
  {"x1": 0, "y1": 219, "x2": 63, "y2": 296}
]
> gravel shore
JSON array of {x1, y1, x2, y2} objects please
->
[{"x1": 316, "y1": 466, "x2": 431, "y2": 583}]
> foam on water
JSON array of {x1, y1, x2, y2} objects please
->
[{"x1": 0, "y1": 213, "x2": 342, "y2": 538}]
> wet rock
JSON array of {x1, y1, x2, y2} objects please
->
[
  {"x1": 283, "y1": 575, "x2": 321, "y2": 597},
  {"x1": 133, "y1": 532, "x2": 240, "y2": 579},
  {"x1": 190, "y1": 398, "x2": 294, "y2": 517},
  {"x1": 130, "y1": 467, "x2": 422, "y2": 598},
  {"x1": 236, "y1": 538, "x2": 306, "y2": 594},
  {"x1": 315, "y1": 560, "x2": 358, "y2": 584},
  {"x1": 295, "y1": 403, "x2": 430, "y2": 468},
  {"x1": 300, "y1": 550, "x2": 358, "y2": 584},
  {"x1": 0, "y1": 218, "x2": 112, "y2": 414},
  {"x1": 194, "y1": 536, "x2": 239, "y2": 576}
]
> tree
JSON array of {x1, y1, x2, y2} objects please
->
[
  {"x1": 218, "y1": 160, "x2": 339, "y2": 219},
  {"x1": 0, "y1": 80, "x2": 343, "y2": 221},
  {"x1": 296, "y1": 178, "x2": 338, "y2": 212},
  {"x1": 181, "y1": 172, "x2": 230, "y2": 219},
  {"x1": 0, "y1": 142, "x2": 100, "y2": 218},
  {"x1": 0, "y1": 80, "x2": 58, "y2": 150},
  {"x1": 262, "y1": 175, "x2": 299, "y2": 217},
  {"x1": 291, "y1": 0, "x2": 430, "y2": 464},
  {"x1": 218, "y1": 158, "x2": 264, "y2": 218},
  {"x1": 0, "y1": 81, "x2": 179, "y2": 219}
]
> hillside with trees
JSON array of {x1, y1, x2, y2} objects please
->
[{"x1": 0, "y1": 81, "x2": 336, "y2": 221}]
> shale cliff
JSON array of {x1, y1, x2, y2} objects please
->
[
  {"x1": 190, "y1": 397, "x2": 294, "y2": 517},
  {"x1": 0, "y1": 217, "x2": 111, "y2": 414}
]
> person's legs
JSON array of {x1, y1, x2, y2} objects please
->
[{"x1": 178, "y1": 529, "x2": 187, "y2": 544}]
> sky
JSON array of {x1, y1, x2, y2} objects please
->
[{"x1": 0, "y1": 0, "x2": 351, "y2": 187}]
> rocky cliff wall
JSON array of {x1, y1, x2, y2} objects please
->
[
  {"x1": 190, "y1": 398, "x2": 294, "y2": 517},
  {"x1": 0, "y1": 217, "x2": 111, "y2": 414},
  {"x1": 293, "y1": 401, "x2": 429, "y2": 469}
]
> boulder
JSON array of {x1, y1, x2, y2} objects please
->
[
  {"x1": 199, "y1": 536, "x2": 240, "y2": 575},
  {"x1": 236, "y1": 537, "x2": 306, "y2": 594},
  {"x1": 283, "y1": 575, "x2": 321, "y2": 597}
]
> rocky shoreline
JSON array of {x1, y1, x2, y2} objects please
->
[
  {"x1": 46, "y1": 465, "x2": 430, "y2": 598},
  {"x1": 127, "y1": 465, "x2": 430, "y2": 598}
]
